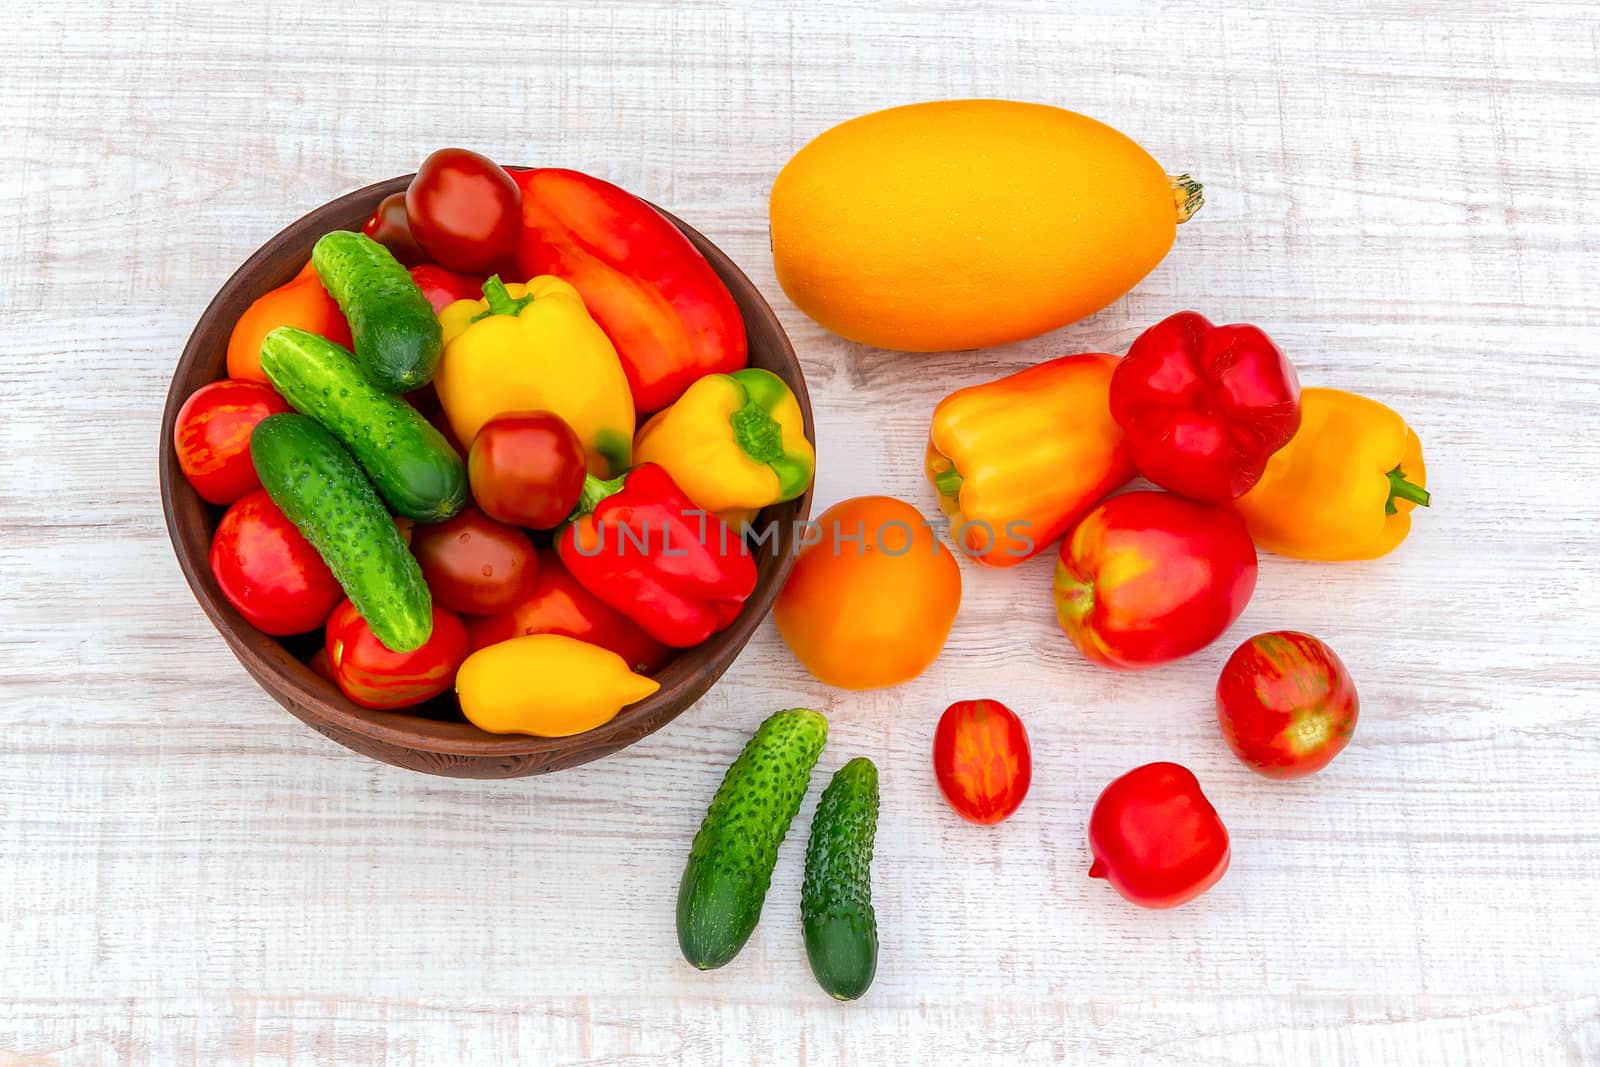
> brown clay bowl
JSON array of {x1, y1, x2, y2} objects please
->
[{"x1": 160, "y1": 174, "x2": 813, "y2": 778}]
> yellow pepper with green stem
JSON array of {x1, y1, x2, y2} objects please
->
[
  {"x1": 1231, "y1": 387, "x2": 1429, "y2": 560},
  {"x1": 633, "y1": 368, "x2": 815, "y2": 525},
  {"x1": 435, "y1": 275, "x2": 635, "y2": 476}
]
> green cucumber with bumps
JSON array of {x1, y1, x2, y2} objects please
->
[
  {"x1": 802, "y1": 757, "x2": 880, "y2": 1001},
  {"x1": 250, "y1": 413, "x2": 432, "y2": 652},
  {"x1": 677, "y1": 709, "x2": 828, "y2": 970},
  {"x1": 260, "y1": 325, "x2": 465, "y2": 522},
  {"x1": 312, "y1": 230, "x2": 442, "y2": 392}
]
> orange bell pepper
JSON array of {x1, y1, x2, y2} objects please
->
[
  {"x1": 1231, "y1": 387, "x2": 1429, "y2": 560},
  {"x1": 227, "y1": 260, "x2": 352, "y2": 382},
  {"x1": 925, "y1": 353, "x2": 1134, "y2": 566}
]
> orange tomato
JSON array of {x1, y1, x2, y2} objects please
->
[
  {"x1": 774, "y1": 496, "x2": 961, "y2": 690},
  {"x1": 226, "y1": 261, "x2": 352, "y2": 381}
]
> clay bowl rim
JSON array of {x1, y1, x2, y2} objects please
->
[{"x1": 159, "y1": 172, "x2": 813, "y2": 762}]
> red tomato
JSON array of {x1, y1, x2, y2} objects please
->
[
  {"x1": 174, "y1": 380, "x2": 293, "y2": 504},
  {"x1": 466, "y1": 548, "x2": 672, "y2": 673},
  {"x1": 409, "y1": 506, "x2": 539, "y2": 615},
  {"x1": 468, "y1": 412, "x2": 588, "y2": 529},
  {"x1": 405, "y1": 149, "x2": 520, "y2": 272},
  {"x1": 1088, "y1": 762, "x2": 1230, "y2": 909},
  {"x1": 324, "y1": 599, "x2": 469, "y2": 710},
  {"x1": 1054, "y1": 490, "x2": 1258, "y2": 669},
  {"x1": 408, "y1": 263, "x2": 483, "y2": 313},
  {"x1": 932, "y1": 699, "x2": 1032, "y2": 825},
  {"x1": 209, "y1": 490, "x2": 342, "y2": 635},
  {"x1": 1216, "y1": 631, "x2": 1359, "y2": 778},
  {"x1": 307, "y1": 647, "x2": 336, "y2": 684},
  {"x1": 362, "y1": 191, "x2": 426, "y2": 266}
]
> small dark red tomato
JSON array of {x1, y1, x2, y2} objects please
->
[
  {"x1": 410, "y1": 506, "x2": 539, "y2": 615},
  {"x1": 1088, "y1": 762, "x2": 1230, "y2": 909},
  {"x1": 208, "y1": 489, "x2": 343, "y2": 635},
  {"x1": 1216, "y1": 631, "x2": 1359, "y2": 778},
  {"x1": 468, "y1": 412, "x2": 588, "y2": 529},
  {"x1": 932, "y1": 699, "x2": 1032, "y2": 825},
  {"x1": 361, "y1": 191, "x2": 427, "y2": 266},
  {"x1": 408, "y1": 263, "x2": 483, "y2": 313},
  {"x1": 174, "y1": 379, "x2": 293, "y2": 505},
  {"x1": 324, "y1": 599, "x2": 469, "y2": 710},
  {"x1": 405, "y1": 149, "x2": 521, "y2": 273}
]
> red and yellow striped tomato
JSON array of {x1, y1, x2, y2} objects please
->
[
  {"x1": 1053, "y1": 491, "x2": 1257, "y2": 669},
  {"x1": 932, "y1": 699, "x2": 1031, "y2": 825},
  {"x1": 1215, "y1": 631, "x2": 1359, "y2": 778},
  {"x1": 325, "y1": 599, "x2": 469, "y2": 710}
]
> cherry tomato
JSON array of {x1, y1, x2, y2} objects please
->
[
  {"x1": 410, "y1": 506, "x2": 539, "y2": 615},
  {"x1": 325, "y1": 599, "x2": 469, "y2": 710},
  {"x1": 408, "y1": 263, "x2": 483, "y2": 313},
  {"x1": 1216, "y1": 631, "x2": 1359, "y2": 778},
  {"x1": 1055, "y1": 490, "x2": 1257, "y2": 669},
  {"x1": 226, "y1": 269, "x2": 352, "y2": 382},
  {"x1": 173, "y1": 379, "x2": 292, "y2": 504},
  {"x1": 774, "y1": 496, "x2": 961, "y2": 690},
  {"x1": 208, "y1": 489, "x2": 342, "y2": 636},
  {"x1": 468, "y1": 411, "x2": 588, "y2": 529},
  {"x1": 1088, "y1": 762, "x2": 1230, "y2": 909},
  {"x1": 361, "y1": 191, "x2": 426, "y2": 266},
  {"x1": 466, "y1": 548, "x2": 673, "y2": 673},
  {"x1": 932, "y1": 699, "x2": 1032, "y2": 824},
  {"x1": 405, "y1": 148, "x2": 520, "y2": 272}
]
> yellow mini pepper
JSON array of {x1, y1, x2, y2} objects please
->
[
  {"x1": 1232, "y1": 387, "x2": 1429, "y2": 561},
  {"x1": 455, "y1": 634, "x2": 660, "y2": 737},
  {"x1": 633, "y1": 368, "x2": 814, "y2": 525},
  {"x1": 435, "y1": 276, "x2": 635, "y2": 476}
]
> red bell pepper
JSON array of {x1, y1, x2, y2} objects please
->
[
  {"x1": 514, "y1": 168, "x2": 747, "y2": 413},
  {"x1": 558, "y1": 463, "x2": 757, "y2": 647},
  {"x1": 1108, "y1": 311, "x2": 1301, "y2": 502}
]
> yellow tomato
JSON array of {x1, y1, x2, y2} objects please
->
[
  {"x1": 456, "y1": 634, "x2": 659, "y2": 737},
  {"x1": 774, "y1": 496, "x2": 962, "y2": 690}
]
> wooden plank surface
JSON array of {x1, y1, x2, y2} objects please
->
[{"x1": 2, "y1": 1, "x2": 1598, "y2": 1063}]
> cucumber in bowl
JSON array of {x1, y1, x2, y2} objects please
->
[{"x1": 260, "y1": 326, "x2": 466, "y2": 523}]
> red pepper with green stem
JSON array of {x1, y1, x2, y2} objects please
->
[{"x1": 558, "y1": 462, "x2": 757, "y2": 648}]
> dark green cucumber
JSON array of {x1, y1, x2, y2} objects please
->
[
  {"x1": 260, "y1": 326, "x2": 465, "y2": 523},
  {"x1": 311, "y1": 230, "x2": 441, "y2": 392},
  {"x1": 250, "y1": 413, "x2": 432, "y2": 652},
  {"x1": 677, "y1": 709, "x2": 828, "y2": 970},
  {"x1": 802, "y1": 757, "x2": 879, "y2": 1001}
]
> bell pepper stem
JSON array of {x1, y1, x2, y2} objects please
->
[
  {"x1": 470, "y1": 275, "x2": 536, "y2": 322},
  {"x1": 572, "y1": 472, "x2": 628, "y2": 519},
  {"x1": 1386, "y1": 467, "x2": 1431, "y2": 515},
  {"x1": 730, "y1": 398, "x2": 785, "y2": 464},
  {"x1": 1170, "y1": 174, "x2": 1204, "y2": 224},
  {"x1": 933, "y1": 464, "x2": 964, "y2": 499}
]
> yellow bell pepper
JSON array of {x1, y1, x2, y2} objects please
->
[
  {"x1": 633, "y1": 368, "x2": 814, "y2": 525},
  {"x1": 455, "y1": 634, "x2": 660, "y2": 737},
  {"x1": 436, "y1": 276, "x2": 635, "y2": 476},
  {"x1": 1232, "y1": 387, "x2": 1429, "y2": 561}
]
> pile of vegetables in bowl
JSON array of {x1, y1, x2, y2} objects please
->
[{"x1": 174, "y1": 149, "x2": 814, "y2": 738}]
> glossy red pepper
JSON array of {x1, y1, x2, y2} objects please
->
[
  {"x1": 1109, "y1": 311, "x2": 1301, "y2": 502},
  {"x1": 408, "y1": 264, "x2": 482, "y2": 313},
  {"x1": 514, "y1": 168, "x2": 747, "y2": 413},
  {"x1": 557, "y1": 462, "x2": 757, "y2": 647}
]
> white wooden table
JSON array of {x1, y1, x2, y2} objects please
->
[{"x1": 4, "y1": 2, "x2": 1598, "y2": 1063}]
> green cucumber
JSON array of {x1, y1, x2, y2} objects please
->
[
  {"x1": 311, "y1": 230, "x2": 442, "y2": 392},
  {"x1": 260, "y1": 326, "x2": 465, "y2": 523},
  {"x1": 250, "y1": 413, "x2": 432, "y2": 652},
  {"x1": 802, "y1": 758, "x2": 880, "y2": 1001},
  {"x1": 677, "y1": 709, "x2": 828, "y2": 970}
]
